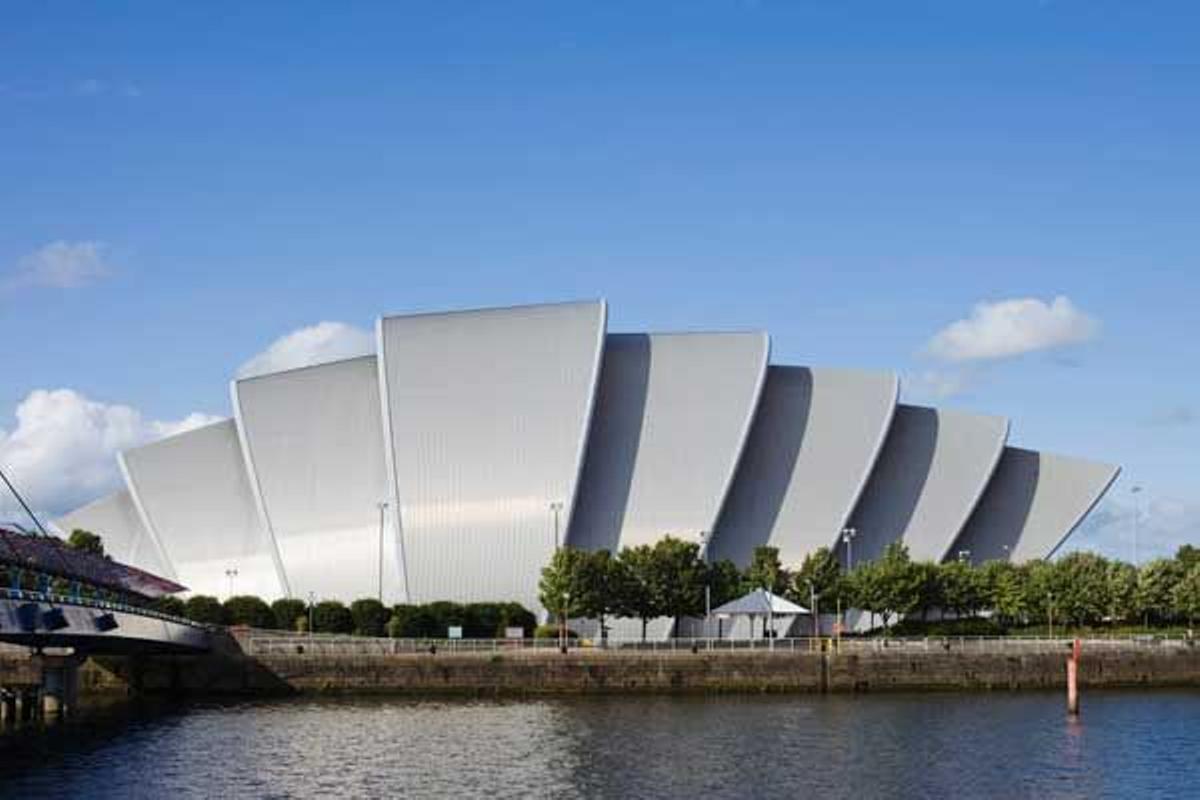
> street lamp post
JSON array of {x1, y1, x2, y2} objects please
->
[
  {"x1": 377, "y1": 501, "x2": 389, "y2": 604},
  {"x1": 1131, "y1": 485, "x2": 1143, "y2": 567},
  {"x1": 549, "y1": 501, "x2": 564, "y2": 550},
  {"x1": 807, "y1": 579, "x2": 820, "y2": 639},
  {"x1": 699, "y1": 530, "x2": 711, "y2": 638},
  {"x1": 560, "y1": 591, "x2": 570, "y2": 653},
  {"x1": 307, "y1": 591, "x2": 316, "y2": 640},
  {"x1": 841, "y1": 527, "x2": 857, "y2": 571},
  {"x1": 1047, "y1": 591, "x2": 1055, "y2": 639},
  {"x1": 225, "y1": 568, "x2": 238, "y2": 598}
]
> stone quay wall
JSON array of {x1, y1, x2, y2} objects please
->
[{"x1": 6, "y1": 638, "x2": 1200, "y2": 698}]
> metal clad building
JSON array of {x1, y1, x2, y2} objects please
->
[
  {"x1": 568, "y1": 332, "x2": 768, "y2": 554},
  {"x1": 950, "y1": 448, "x2": 1121, "y2": 564},
  {"x1": 377, "y1": 301, "x2": 607, "y2": 609},
  {"x1": 232, "y1": 355, "x2": 400, "y2": 603},
  {"x1": 120, "y1": 419, "x2": 287, "y2": 598},
  {"x1": 847, "y1": 405, "x2": 1010, "y2": 565},
  {"x1": 54, "y1": 300, "x2": 1120, "y2": 608},
  {"x1": 709, "y1": 366, "x2": 898, "y2": 567}
]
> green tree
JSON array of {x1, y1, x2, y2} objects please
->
[
  {"x1": 613, "y1": 544, "x2": 660, "y2": 640},
  {"x1": 983, "y1": 560, "x2": 1026, "y2": 628},
  {"x1": 573, "y1": 550, "x2": 617, "y2": 638},
  {"x1": 875, "y1": 542, "x2": 922, "y2": 629},
  {"x1": 744, "y1": 545, "x2": 788, "y2": 594},
  {"x1": 789, "y1": 546, "x2": 841, "y2": 608},
  {"x1": 1053, "y1": 552, "x2": 1111, "y2": 626},
  {"x1": 223, "y1": 595, "x2": 275, "y2": 628},
  {"x1": 350, "y1": 598, "x2": 389, "y2": 637},
  {"x1": 271, "y1": 598, "x2": 308, "y2": 632},
  {"x1": 150, "y1": 595, "x2": 186, "y2": 618},
  {"x1": 311, "y1": 600, "x2": 354, "y2": 633},
  {"x1": 539, "y1": 546, "x2": 589, "y2": 629},
  {"x1": 648, "y1": 537, "x2": 707, "y2": 624},
  {"x1": 1176, "y1": 545, "x2": 1200, "y2": 574},
  {"x1": 495, "y1": 602, "x2": 537, "y2": 638},
  {"x1": 183, "y1": 595, "x2": 228, "y2": 625},
  {"x1": 706, "y1": 559, "x2": 744, "y2": 608},
  {"x1": 1135, "y1": 558, "x2": 1185, "y2": 626},
  {"x1": 938, "y1": 560, "x2": 986, "y2": 620},
  {"x1": 1105, "y1": 561, "x2": 1139, "y2": 625},
  {"x1": 910, "y1": 561, "x2": 943, "y2": 622},
  {"x1": 1023, "y1": 560, "x2": 1061, "y2": 631},
  {"x1": 1171, "y1": 566, "x2": 1200, "y2": 627},
  {"x1": 66, "y1": 528, "x2": 105, "y2": 557}
]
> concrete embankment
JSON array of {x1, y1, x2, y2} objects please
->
[
  {"x1": 6, "y1": 638, "x2": 1200, "y2": 698},
  {"x1": 238, "y1": 644, "x2": 1200, "y2": 695}
]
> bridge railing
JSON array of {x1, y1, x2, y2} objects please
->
[
  {"x1": 237, "y1": 630, "x2": 1197, "y2": 657},
  {"x1": 1, "y1": 587, "x2": 208, "y2": 632}
]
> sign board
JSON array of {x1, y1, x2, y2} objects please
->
[
  {"x1": 447, "y1": 626, "x2": 463, "y2": 639},
  {"x1": 504, "y1": 626, "x2": 525, "y2": 640}
]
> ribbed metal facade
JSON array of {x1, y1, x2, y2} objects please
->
[
  {"x1": 568, "y1": 332, "x2": 768, "y2": 555},
  {"x1": 377, "y1": 301, "x2": 606, "y2": 610},
  {"x1": 120, "y1": 419, "x2": 287, "y2": 599},
  {"x1": 54, "y1": 300, "x2": 1120, "y2": 607},
  {"x1": 709, "y1": 366, "x2": 898, "y2": 567},
  {"x1": 233, "y1": 355, "x2": 401, "y2": 603},
  {"x1": 847, "y1": 405, "x2": 1010, "y2": 565},
  {"x1": 950, "y1": 448, "x2": 1121, "y2": 564}
]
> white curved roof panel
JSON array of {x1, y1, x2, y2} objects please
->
[
  {"x1": 568, "y1": 332, "x2": 769, "y2": 554},
  {"x1": 950, "y1": 447, "x2": 1120, "y2": 563},
  {"x1": 848, "y1": 405, "x2": 1009, "y2": 565},
  {"x1": 54, "y1": 489, "x2": 143, "y2": 566},
  {"x1": 709, "y1": 366, "x2": 897, "y2": 568},
  {"x1": 232, "y1": 355, "x2": 401, "y2": 603},
  {"x1": 377, "y1": 300, "x2": 606, "y2": 610},
  {"x1": 120, "y1": 419, "x2": 287, "y2": 599}
]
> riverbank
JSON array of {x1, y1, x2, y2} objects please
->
[{"x1": 7, "y1": 636, "x2": 1192, "y2": 699}]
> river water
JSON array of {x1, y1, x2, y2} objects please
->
[{"x1": 2, "y1": 691, "x2": 1198, "y2": 798}]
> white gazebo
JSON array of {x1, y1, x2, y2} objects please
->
[{"x1": 711, "y1": 588, "x2": 808, "y2": 640}]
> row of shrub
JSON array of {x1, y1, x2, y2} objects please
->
[{"x1": 150, "y1": 594, "x2": 537, "y2": 638}]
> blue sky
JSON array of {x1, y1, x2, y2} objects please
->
[{"x1": 1, "y1": 1, "x2": 1196, "y2": 558}]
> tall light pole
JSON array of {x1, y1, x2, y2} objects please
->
[
  {"x1": 377, "y1": 501, "x2": 389, "y2": 604},
  {"x1": 549, "y1": 501, "x2": 564, "y2": 550},
  {"x1": 807, "y1": 578, "x2": 820, "y2": 639},
  {"x1": 699, "y1": 530, "x2": 712, "y2": 634},
  {"x1": 307, "y1": 590, "x2": 316, "y2": 639},
  {"x1": 1131, "y1": 485, "x2": 1143, "y2": 567},
  {"x1": 841, "y1": 527, "x2": 857, "y2": 571},
  {"x1": 225, "y1": 568, "x2": 238, "y2": 598},
  {"x1": 560, "y1": 590, "x2": 570, "y2": 652},
  {"x1": 1047, "y1": 591, "x2": 1054, "y2": 639}
]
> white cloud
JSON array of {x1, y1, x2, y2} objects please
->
[
  {"x1": 237, "y1": 321, "x2": 374, "y2": 378},
  {"x1": 4, "y1": 241, "x2": 112, "y2": 291},
  {"x1": 925, "y1": 296, "x2": 1099, "y2": 363},
  {"x1": 1061, "y1": 494, "x2": 1200, "y2": 563},
  {"x1": 0, "y1": 389, "x2": 220, "y2": 521},
  {"x1": 903, "y1": 368, "x2": 974, "y2": 401}
]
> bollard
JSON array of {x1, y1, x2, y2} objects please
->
[{"x1": 1066, "y1": 638, "x2": 1081, "y2": 716}]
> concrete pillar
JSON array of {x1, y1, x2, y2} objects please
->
[
  {"x1": 0, "y1": 689, "x2": 13, "y2": 722},
  {"x1": 40, "y1": 660, "x2": 79, "y2": 717}
]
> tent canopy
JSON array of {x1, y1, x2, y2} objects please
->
[{"x1": 712, "y1": 588, "x2": 808, "y2": 616}]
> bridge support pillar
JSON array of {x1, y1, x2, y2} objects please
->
[
  {"x1": 34, "y1": 654, "x2": 82, "y2": 718},
  {"x1": 0, "y1": 689, "x2": 14, "y2": 722}
]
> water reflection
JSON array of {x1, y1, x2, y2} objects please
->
[{"x1": 2, "y1": 691, "x2": 1199, "y2": 798}]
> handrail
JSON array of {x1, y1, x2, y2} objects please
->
[
  {"x1": 1, "y1": 587, "x2": 208, "y2": 631},
  {"x1": 236, "y1": 631, "x2": 1197, "y2": 657}
]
